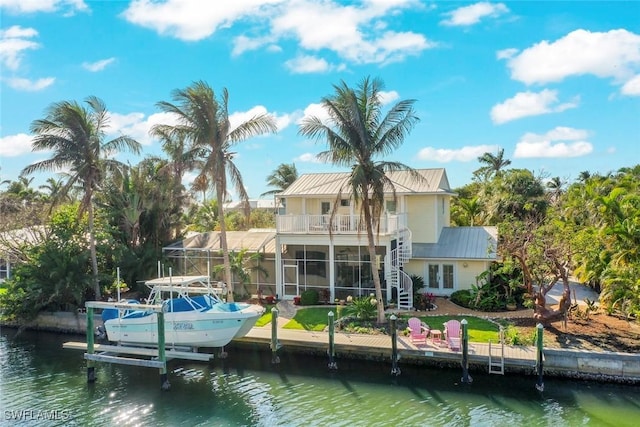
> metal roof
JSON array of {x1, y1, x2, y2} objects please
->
[
  {"x1": 164, "y1": 230, "x2": 276, "y2": 254},
  {"x1": 279, "y1": 168, "x2": 452, "y2": 197},
  {"x1": 412, "y1": 226, "x2": 497, "y2": 260}
]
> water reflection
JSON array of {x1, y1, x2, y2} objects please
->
[{"x1": 1, "y1": 329, "x2": 639, "y2": 426}]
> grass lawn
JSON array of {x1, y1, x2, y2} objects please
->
[
  {"x1": 406, "y1": 314, "x2": 501, "y2": 343},
  {"x1": 254, "y1": 304, "x2": 276, "y2": 327},
  {"x1": 283, "y1": 307, "x2": 340, "y2": 331},
  {"x1": 282, "y1": 308, "x2": 501, "y2": 343}
]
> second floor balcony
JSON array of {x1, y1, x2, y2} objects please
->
[{"x1": 276, "y1": 213, "x2": 407, "y2": 235}]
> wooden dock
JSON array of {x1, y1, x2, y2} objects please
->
[{"x1": 234, "y1": 325, "x2": 538, "y2": 371}]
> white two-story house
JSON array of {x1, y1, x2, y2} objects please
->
[{"x1": 273, "y1": 168, "x2": 497, "y2": 309}]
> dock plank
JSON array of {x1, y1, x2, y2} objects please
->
[{"x1": 63, "y1": 342, "x2": 213, "y2": 361}]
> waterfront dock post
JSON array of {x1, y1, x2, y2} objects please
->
[
  {"x1": 157, "y1": 310, "x2": 170, "y2": 390},
  {"x1": 86, "y1": 306, "x2": 96, "y2": 383},
  {"x1": 271, "y1": 308, "x2": 281, "y2": 364},
  {"x1": 390, "y1": 315, "x2": 400, "y2": 376},
  {"x1": 461, "y1": 319, "x2": 472, "y2": 384},
  {"x1": 536, "y1": 323, "x2": 544, "y2": 392},
  {"x1": 327, "y1": 311, "x2": 337, "y2": 370}
]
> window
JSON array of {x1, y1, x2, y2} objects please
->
[
  {"x1": 321, "y1": 202, "x2": 331, "y2": 215},
  {"x1": 443, "y1": 264, "x2": 454, "y2": 289},
  {"x1": 428, "y1": 264, "x2": 439, "y2": 289},
  {"x1": 340, "y1": 199, "x2": 350, "y2": 207},
  {"x1": 385, "y1": 200, "x2": 396, "y2": 214},
  {"x1": 296, "y1": 250, "x2": 326, "y2": 277}
]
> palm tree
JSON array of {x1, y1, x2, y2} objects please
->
[
  {"x1": 546, "y1": 176, "x2": 565, "y2": 205},
  {"x1": 260, "y1": 163, "x2": 298, "y2": 197},
  {"x1": 22, "y1": 96, "x2": 141, "y2": 299},
  {"x1": 475, "y1": 148, "x2": 511, "y2": 181},
  {"x1": 153, "y1": 81, "x2": 277, "y2": 301},
  {"x1": 299, "y1": 76, "x2": 420, "y2": 324}
]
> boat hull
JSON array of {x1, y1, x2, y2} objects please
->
[{"x1": 104, "y1": 306, "x2": 262, "y2": 347}]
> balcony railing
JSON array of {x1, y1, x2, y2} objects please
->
[{"x1": 276, "y1": 213, "x2": 406, "y2": 234}]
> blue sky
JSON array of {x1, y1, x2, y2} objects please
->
[{"x1": 1, "y1": 0, "x2": 639, "y2": 199}]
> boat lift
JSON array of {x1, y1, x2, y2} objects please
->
[{"x1": 63, "y1": 300, "x2": 214, "y2": 391}]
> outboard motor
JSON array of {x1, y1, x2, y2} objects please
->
[{"x1": 95, "y1": 325, "x2": 107, "y2": 340}]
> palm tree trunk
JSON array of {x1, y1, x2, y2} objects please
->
[
  {"x1": 216, "y1": 185, "x2": 234, "y2": 302},
  {"x1": 362, "y1": 195, "x2": 386, "y2": 324},
  {"x1": 88, "y1": 201, "x2": 101, "y2": 300}
]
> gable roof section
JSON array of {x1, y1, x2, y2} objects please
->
[
  {"x1": 412, "y1": 226, "x2": 497, "y2": 260},
  {"x1": 279, "y1": 168, "x2": 453, "y2": 197}
]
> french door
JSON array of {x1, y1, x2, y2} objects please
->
[{"x1": 427, "y1": 263, "x2": 454, "y2": 291}]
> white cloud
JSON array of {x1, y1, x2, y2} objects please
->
[
  {"x1": 417, "y1": 144, "x2": 499, "y2": 162},
  {"x1": 295, "y1": 152, "x2": 322, "y2": 163},
  {"x1": 502, "y1": 29, "x2": 640, "y2": 86},
  {"x1": 82, "y1": 57, "x2": 116, "y2": 72},
  {"x1": 379, "y1": 90, "x2": 399, "y2": 105},
  {"x1": 298, "y1": 102, "x2": 331, "y2": 125},
  {"x1": 124, "y1": 0, "x2": 432, "y2": 65},
  {"x1": 122, "y1": 0, "x2": 283, "y2": 41},
  {"x1": 0, "y1": 0, "x2": 88, "y2": 14},
  {"x1": 232, "y1": 34, "x2": 276, "y2": 56},
  {"x1": 6, "y1": 77, "x2": 55, "y2": 91},
  {"x1": 107, "y1": 111, "x2": 178, "y2": 146},
  {"x1": 0, "y1": 25, "x2": 40, "y2": 70},
  {"x1": 0, "y1": 133, "x2": 34, "y2": 157},
  {"x1": 272, "y1": 1, "x2": 433, "y2": 65},
  {"x1": 496, "y1": 48, "x2": 517, "y2": 60},
  {"x1": 621, "y1": 74, "x2": 640, "y2": 96},
  {"x1": 514, "y1": 127, "x2": 593, "y2": 158},
  {"x1": 228, "y1": 105, "x2": 289, "y2": 133},
  {"x1": 285, "y1": 55, "x2": 331, "y2": 73},
  {"x1": 441, "y1": 2, "x2": 509, "y2": 26},
  {"x1": 491, "y1": 89, "x2": 579, "y2": 124}
]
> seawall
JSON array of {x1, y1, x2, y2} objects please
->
[{"x1": 2, "y1": 311, "x2": 639, "y2": 385}]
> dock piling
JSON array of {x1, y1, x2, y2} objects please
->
[
  {"x1": 461, "y1": 319, "x2": 473, "y2": 384},
  {"x1": 86, "y1": 306, "x2": 96, "y2": 383},
  {"x1": 390, "y1": 315, "x2": 401, "y2": 376},
  {"x1": 535, "y1": 323, "x2": 544, "y2": 392},
  {"x1": 327, "y1": 311, "x2": 337, "y2": 370},
  {"x1": 271, "y1": 308, "x2": 281, "y2": 364},
  {"x1": 157, "y1": 311, "x2": 170, "y2": 391}
]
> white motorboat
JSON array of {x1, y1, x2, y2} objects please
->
[{"x1": 101, "y1": 276, "x2": 265, "y2": 348}]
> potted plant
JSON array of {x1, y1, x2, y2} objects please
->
[
  {"x1": 506, "y1": 297, "x2": 517, "y2": 311},
  {"x1": 293, "y1": 295, "x2": 301, "y2": 305}
]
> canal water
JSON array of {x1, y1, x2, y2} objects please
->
[{"x1": 1, "y1": 328, "x2": 639, "y2": 426}]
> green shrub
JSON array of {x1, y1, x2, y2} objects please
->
[
  {"x1": 410, "y1": 274, "x2": 425, "y2": 307},
  {"x1": 345, "y1": 295, "x2": 378, "y2": 320},
  {"x1": 300, "y1": 289, "x2": 319, "y2": 306},
  {"x1": 450, "y1": 290, "x2": 472, "y2": 307}
]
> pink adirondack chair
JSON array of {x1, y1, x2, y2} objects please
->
[
  {"x1": 408, "y1": 317, "x2": 429, "y2": 345},
  {"x1": 444, "y1": 320, "x2": 461, "y2": 351}
]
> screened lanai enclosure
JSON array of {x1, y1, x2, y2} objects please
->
[
  {"x1": 162, "y1": 231, "x2": 390, "y2": 302},
  {"x1": 162, "y1": 230, "x2": 278, "y2": 300}
]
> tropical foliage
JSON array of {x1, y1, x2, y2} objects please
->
[{"x1": 22, "y1": 96, "x2": 141, "y2": 299}]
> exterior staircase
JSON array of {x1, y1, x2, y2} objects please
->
[{"x1": 386, "y1": 228, "x2": 413, "y2": 310}]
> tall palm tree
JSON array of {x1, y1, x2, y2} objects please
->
[
  {"x1": 299, "y1": 76, "x2": 420, "y2": 324},
  {"x1": 153, "y1": 81, "x2": 277, "y2": 301},
  {"x1": 22, "y1": 96, "x2": 141, "y2": 299},
  {"x1": 260, "y1": 163, "x2": 298, "y2": 197},
  {"x1": 475, "y1": 148, "x2": 511, "y2": 181}
]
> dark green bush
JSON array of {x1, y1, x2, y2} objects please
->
[
  {"x1": 300, "y1": 289, "x2": 319, "y2": 306},
  {"x1": 450, "y1": 290, "x2": 472, "y2": 308}
]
